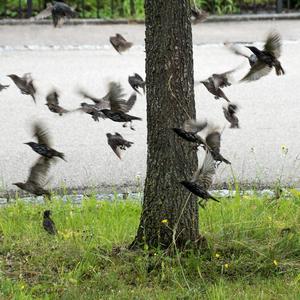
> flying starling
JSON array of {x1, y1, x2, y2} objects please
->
[
  {"x1": 45, "y1": 90, "x2": 69, "y2": 116},
  {"x1": 100, "y1": 82, "x2": 140, "y2": 130},
  {"x1": 172, "y1": 119, "x2": 208, "y2": 147},
  {"x1": 24, "y1": 122, "x2": 66, "y2": 161},
  {"x1": 128, "y1": 73, "x2": 146, "y2": 94},
  {"x1": 0, "y1": 83, "x2": 9, "y2": 92},
  {"x1": 191, "y1": 6, "x2": 208, "y2": 24},
  {"x1": 224, "y1": 42, "x2": 257, "y2": 67},
  {"x1": 180, "y1": 151, "x2": 218, "y2": 204},
  {"x1": 13, "y1": 157, "x2": 52, "y2": 197},
  {"x1": 106, "y1": 132, "x2": 134, "y2": 159},
  {"x1": 205, "y1": 125, "x2": 231, "y2": 165},
  {"x1": 201, "y1": 77, "x2": 230, "y2": 102},
  {"x1": 78, "y1": 102, "x2": 104, "y2": 121},
  {"x1": 223, "y1": 103, "x2": 239, "y2": 128},
  {"x1": 43, "y1": 210, "x2": 57, "y2": 235},
  {"x1": 52, "y1": 1, "x2": 76, "y2": 27},
  {"x1": 241, "y1": 31, "x2": 285, "y2": 82},
  {"x1": 110, "y1": 33, "x2": 133, "y2": 54},
  {"x1": 7, "y1": 73, "x2": 36, "y2": 102}
]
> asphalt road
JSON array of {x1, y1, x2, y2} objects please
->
[{"x1": 0, "y1": 20, "x2": 299, "y2": 192}]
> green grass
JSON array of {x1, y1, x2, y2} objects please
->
[{"x1": 0, "y1": 193, "x2": 300, "y2": 299}]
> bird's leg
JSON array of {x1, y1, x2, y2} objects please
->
[
  {"x1": 130, "y1": 122, "x2": 135, "y2": 131},
  {"x1": 122, "y1": 122, "x2": 128, "y2": 128}
]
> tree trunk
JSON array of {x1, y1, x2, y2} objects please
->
[{"x1": 131, "y1": 0, "x2": 204, "y2": 250}]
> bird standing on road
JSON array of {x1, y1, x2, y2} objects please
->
[
  {"x1": 43, "y1": 210, "x2": 57, "y2": 235},
  {"x1": 24, "y1": 122, "x2": 66, "y2": 161},
  {"x1": 7, "y1": 73, "x2": 36, "y2": 102},
  {"x1": 110, "y1": 34, "x2": 133, "y2": 54},
  {"x1": 241, "y1": 31, "x2": 285, "y2": 82},
  {"x1": 106, "y1": 133, "x2": 134, "y2": 159}
]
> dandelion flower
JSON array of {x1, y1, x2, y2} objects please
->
[
  {"x1": 161, "y1": 219, "x2": 168, "y2": 224},
  {"x1": 273, "y1": 260, "x2": 278, "y2": 266},
  {"x1": 215, "y1": 253, "x2": 220, "y2": 258},
  {"x1": 224, "y1": 263, "x2": 229, "y2": 269}
]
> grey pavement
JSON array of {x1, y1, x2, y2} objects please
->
[{"x1": 0, "y1": 20, "x2": 300, "y2": 193}]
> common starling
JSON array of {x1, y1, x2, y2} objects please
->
[
  {"x1": 172, "y1": 119, "x2": 207, "y2": 147},
  {"x1": 106, "y1": 132, "x2": 134, "y2": 159},
  {"x1": 223, "y1": 103, "x2": 239, "y2": 128},
  {"x1": 77, "y1": 89, "x2": 110, "y2": 109},
  {"x1": 52, "y1": 1, "x2": 76, "y2": 27},
  {"x1": 201, "y1": 77, "x2": 230, "y2": 102},
  {"x1": 0, "y1": 83, "x2": 9, "y2": 92},
  {"x1": 128, "y1": 73, "x2": 146, "y2": 94},
  {"x1": 13, "y1": 157, "x2": 52, "y2": 197},
  {"x1": 43, "y1": 210, "x2": 57, "y2": 235},
  {"x1": 24, "y1": 122, "x2": 66, "y2": 161},
  {"x1": 224, "y1": 42, "x2": 257, "y2": 67},
  {"x1": 7, "y1": 73, "x2": 36, "y2": 102},
  {"x1": 180, "y1": 151, "x2": 218, "y2": 203},
  {"x1": 191, "y1": 6, "x2": 208, "y2": 24},
  {"x1": 32, "y1": 3, "x2": 53, "y2": 20},
  {"x1": 45, "y1": 90, "x2": 69, "y2": 116},
  {"x1": 110, "y1": 33, "x2": 133, "y2": 54},
  {"x1": 241, "y1": 31, "x2": 285, "y2": 82},
  {"x1": 78, "y1": 102, "x2": 104, "y2": 121},
  {"x1": 100, "y1": 82, "x2": 140, "y2": 130},
  {"x1": 205, "y1": 125, "x2": 231, "y2": 165}
]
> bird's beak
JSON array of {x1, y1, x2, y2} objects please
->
[{"x1": 24, "y1": 142, "x2": 30, "y2": 145}]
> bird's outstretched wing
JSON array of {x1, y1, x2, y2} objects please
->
[
  {"x1": 264, "y1": 31, "x2": 282, "y2": 59},
  {"x1": 205, "y1": 127, "x2": 221, "y2": 154},
  {"x1": 33, "y1": 122, "x2": 52, "y2": 147},
  {"x1": 27, "y1": 157, "x2": 51, "y2": 187},
  {"x1": 183, "y1": 119, "x2": 207, "y2": 133},
  {"x1": 33, "y1": 3, "x2": 53, "y2": 20},
  {"x1": 192, "y1": 151, "x2": 215, "y2": 190},
  {"x1": 241, "y1": 60, "x2": 272, "y2": 82},
  {"x1": 46, "y1": 90, "x2": 59, "y2": 106}
]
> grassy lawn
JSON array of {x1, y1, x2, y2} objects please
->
[{"x1": 0, "y1": 192, "x2": 300, "y2": 299}]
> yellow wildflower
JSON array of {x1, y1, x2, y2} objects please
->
[
  {"x1": 215, "y1": 253, "x2": 220, "y2": 258},
  {"x1": 224, "y1": 263, "x2": 229, "y2": 269},
  {"x1": 273, "y1": 260, "x2": 278, "y2": 266},
  {"x1": 161, "y1": 219, "x2": 168, "y2": 224}
]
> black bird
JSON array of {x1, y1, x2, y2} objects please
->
[
  {"x1": 223, "y1": 103, "x2": 239, "y2": 128},
  {"x1": 191, "y1": 6, "x2": 208, "y2": 24},
  {"x1": 100, "y1": 82, "x2": 140, "y2": 130},
  {"x1": 128, "y1": 73, "x2": 146, "y2": 94},
  {"x1": 106, "y1": 132, "x2": 134, "y2": 159},
  {"x1": 45, "y1": 90, "x2": 69, "y2": 116},
  {"x1": 78, "y1": 103, "x2": 104, "y2": 121},
  {"x1": 13, "y1": 157, "x2": 52, "y2": 197},
  {"x1": 201, "y1": 77, "x2": 230, "y2": 102},
  {"x1": 43, "y1": 210, "x2": 57, "y2": 235},
  {"x1": 205, "y1": 125, "x2": 231, "y2": 165},
  {"x1": 180, "y1": 151, "x2": 219, "y2": 204},
  {"x1": 0, "y1": 83, "x2": 9, "y2": 92},
  {"x1": 110, "y1": 34, "x2": 133, "y2": 54},
  {"x1": 241, "y1": 31, "x2": 285, "y2": 82},
  {"x1": 172, "y1": 119, "x2": 208, "y2": 147},
  {"x1": 224, "y1": 42, "x2": 257, "y2": 67},
  {"x1": 24, "y1": 122, "x2": 66, "y2": 161},
  {"x1": 7, "y1": 73, "x2": 36, "y2": 102},
  {"x1": 52, "y1": 1, "x2": 76, "y2": 27}
]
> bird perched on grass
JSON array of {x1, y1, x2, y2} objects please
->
[
  {"x1": 241, "y1": 31, "x2": 285, "y2": 82},
  {"x1": 43, "y1": 210, "x2": 57, "y2": 235},
  {"x1": 172, "y1": 119, "x2": 208, "y2": 147},
  {"x1": 110, "y1": 33, "x2": 133, "y2": 54},
  {"x1": 106, "y1": 133, "x2": 134, "y2": 159},
  {"x1": 128, "y1": 73, "x2": 146, "y2": 94},
  {"x1": 0, "y1": 83, "x2": 9, "y2": 92},
  {"x1": 13, "y1": 157, "x2": 52, "y2": 197},
  {"x1": 223, "y1": 103, "x2": 239, "y2": 128},
  {"x1": 205, "y1": 124, "x2": 231, "y2": 165},
  {"x1": 7, "y1": 73, "x2": 36, "y2": 102},
  {"x1": 100, "y1": 82, "x2": 141, "y2": 130},
  {"x1": 45, "y1": 90, "x2": 69, "y2": 116},
  {"x1": 180, "y1": 151, "x2": 219, "y2": 206},
  {"x1": 24, "y1": 122, "x2": 66, "y2": 161}
]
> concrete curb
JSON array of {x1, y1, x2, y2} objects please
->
[{"x1": 0, "y1": 13, "x2": 300, "y2": 25}]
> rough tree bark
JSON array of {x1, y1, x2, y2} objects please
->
[{"x1": 131, "y1": 0, "x2": 203, "y2": 250}]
